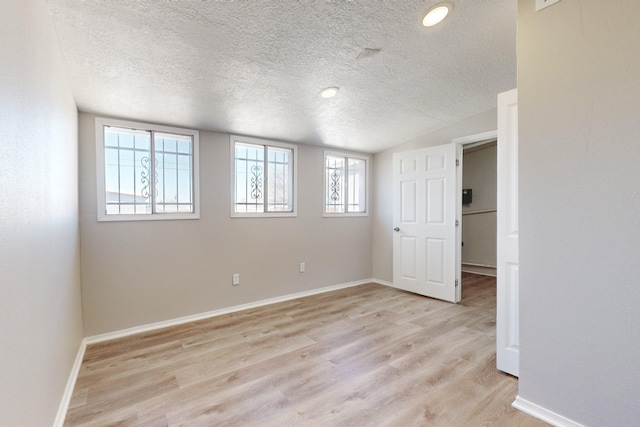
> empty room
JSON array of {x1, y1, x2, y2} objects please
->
[{"x1": 2, "y1": 1, "x2": 639, "y2": 426}]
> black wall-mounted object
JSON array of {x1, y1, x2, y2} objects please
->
[{"x1": 462, "y1": 189, "x2": 473, "y2": 204}]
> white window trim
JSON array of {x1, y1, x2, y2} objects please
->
[
  {"x1": 323, "y1": 150, "x2": 370, "y2": 217},
  {"x1": 95, "y1": 117, "x2": 200, "y2": 222},
  {"x1": 230, "y1": 134, "x2": 298, "y2": 218}
]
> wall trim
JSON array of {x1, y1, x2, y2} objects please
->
[
  {"x1": 85, "y1": 278, "x2": 376, "y2": 345},
  {"x1": 461, "y1": 261, "x2": 497, "y2": 269},
  {"x1": 461, "y1": 269, "x2": 497, "y2": 277},
  {"x1": 451, "y1": 129, "x2": 498, "y2": 145},
  {"x1": 513, "y1": 396, "x2": 586, "y2": 427},
  {"x1": 53, "y1": 339, "x2": 87, "y2": 427},
  {"x1": 373, "y1": 278, "x2": 393, "y2": 287}
]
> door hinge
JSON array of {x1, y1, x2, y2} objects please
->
[
  {"x1": 456, "y1": 159, "x2": 460, "y2": 166},
  {"x1": 455, "y1": 219, "x2": 459, "y2": 227},
  {"x1": 455, "y1": 279, "x2": 459, "y2": 287}
]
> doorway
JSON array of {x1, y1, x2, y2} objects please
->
[
  {"x1": 453, "y1": 88, "x2": 519, "y2": 378},
  {"x1": 460, "y1": 140, "x2": 497, "y2": 278},
  {"x1": 391, "y1": 91, "x2": 519, "y2": 377},
  {"x1": 453, "y1": 130, "x2": 498, "y2": 302}
]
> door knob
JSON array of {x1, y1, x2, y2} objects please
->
[{"x1": 394, "y1": 227, "x2": 400, "y2": 232}]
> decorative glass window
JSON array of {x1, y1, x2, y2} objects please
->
[
  {"x1": 95, "y1": 117, "x2": 200, "y2": 221},
  {"x1": 231, "y1": 135, "x2": 297, "y2": 217},
  {"x1": 324, "y1": 151, "x2": 368, "y2": 216}
]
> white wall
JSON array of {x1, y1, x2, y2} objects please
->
[
  {"x1": 0, "y1": 2, "x2": 83, "y2": 426},
  {"x1": 372, "y1": 109, "x2": 497, "y2": 282},
  {"x1": 518, "y1": 0, "x2": 640, "y2": 425},
  {"x1": 79, "y1": 113, "x2": 373, "y2": 335}
]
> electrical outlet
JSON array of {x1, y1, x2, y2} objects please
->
[
  {"x1": 232, "y1": 273, "x2": 240, "y2": 286},
  {"x1": 536, "y1": 0, "x2": 560, "y2": 12},
  {"x1": 299, "y1": 262, "x2": 305, "y2": 273}
]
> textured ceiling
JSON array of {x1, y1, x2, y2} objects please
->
[{"x1": 47, "y1": 0, "x2": 516, "y2": 153}]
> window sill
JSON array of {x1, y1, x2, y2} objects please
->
[
  {"x1": 322, "y1": 212, "x2": 369, "y2": 218},
  {"x1": 230, "y1": 212, "x2": 297, "y2": 219},
  {"x1": 97, "y1": 212, "x2": 200, "y2": 222}
]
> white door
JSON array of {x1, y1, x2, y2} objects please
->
[
  {"x1": 496, "y1": 88, "x2": 519, "y2": 376},
  {"x1": 392, "y1": 144, "x2": 459, "y2": 303}
]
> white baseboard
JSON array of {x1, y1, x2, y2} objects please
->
[
  {"x1": 53, "y1": 339, "x2": 87, "y2": 427},
  {"x1": 372, "y1": 278, "x2": 393, "y2": 287},
  {"x1": 85, "y1": 278, "x2": 375, "y2": 345},
  {"x1": 461, "y1": 269, "x2": 497, "y2": 277},
  {"x1": 513, "y1": 396, "x2": 585, "y2": 427}
]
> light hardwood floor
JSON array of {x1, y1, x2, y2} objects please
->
[{"x1": 65, "y1": 273, "x2": 547, "y2": 426}]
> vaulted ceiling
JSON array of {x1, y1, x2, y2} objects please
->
[{"x1": 47, "y1": 0, "x2": 516, "y2": 153}]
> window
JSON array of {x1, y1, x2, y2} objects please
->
[
  {"x1": 95, "y1": 117, "x2": 200, "y2": 221},
  {"x1": 231, "y1": 135, "x2": 296, "y2": 217},
  {"x1": 324, "y1": 151, "x2": 368, "y2": 216}
]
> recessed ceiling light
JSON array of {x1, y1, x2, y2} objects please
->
[
  {"x1": 422, "y1": 3, "x2": 452, "y2": 27},
  {"x1": 320, "y1": 86, "x2": 340, "y2": 98}
]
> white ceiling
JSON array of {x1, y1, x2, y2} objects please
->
[{"x1": 47, "y1": 0, "x2": 516, "y2": 153}]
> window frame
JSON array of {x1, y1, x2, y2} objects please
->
[
  {"x1": 95, "y1": 117, "x2": 200, "y2": 222},
  {"x1": 323, "y1": 150, "x2": 370, "y2": 217},
  {"x1": 230, "y1": 135, "x2": 298, "y2": 218}
]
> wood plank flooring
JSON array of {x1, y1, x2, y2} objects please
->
[{"x1": 65, "y1": 273, "x2": 547, "y2": 426}]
